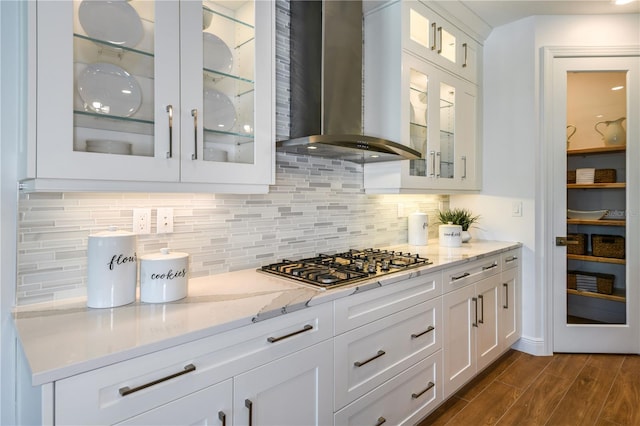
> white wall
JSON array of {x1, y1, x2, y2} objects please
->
[{"x1": 452, "y1": 13, "x2": 640, "y2": 355}]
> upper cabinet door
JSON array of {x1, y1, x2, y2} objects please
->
[
  {"x1": 179, "y1": 0, "x2": 274, "y2": 186},
  {"x1": 35, "y1": 0, "x2": 181, "y2": 182},
  {"x1": 26, "y1": 0, "x2": 274, "y2": 192},
  {"x1": 402, "y1": 1, "x2": 480, "y2": 85}
]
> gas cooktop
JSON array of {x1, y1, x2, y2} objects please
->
[{"x1": 259, "y1": 248, "x2": 432, "y2": 290}]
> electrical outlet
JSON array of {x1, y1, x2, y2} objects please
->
[
  {"x1": 156, "y1": 207, "x2": 174, "y2": 234},
  {"x1": 133, "y1": 208, "x2": 151, "y2": 234}
]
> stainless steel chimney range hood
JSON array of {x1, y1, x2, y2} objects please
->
[{"x1": 276, "y1": 0, "x2": 420, "y2": 164}]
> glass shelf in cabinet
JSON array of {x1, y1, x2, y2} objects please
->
[
  {"x1": 204, "y1": 128, "x2": 254, "y2": 145},
  {"x1": 74, "y1": 33, "x2": 154, "y2": 58},
  {"x1": 440, "y1": 99, "x2": 453, "y2": 108},
  {"x1": 204, "y1": 5, "x2": 254, "y2": 29},
  {"x1": 410, "y1": 121, "x2": 428, "y2": 130},
  {"x1": 203, "y1": 68, "x2": 255, "y2": 86},
  {"x1": 74, "y1": 110, "x2": 154, "y2": 135}
]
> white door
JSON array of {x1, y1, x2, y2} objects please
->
[{"x1": 550, "y1": 53, "x2": 640, "y2": 353}]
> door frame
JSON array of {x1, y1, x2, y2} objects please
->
[{"x1": 541, "y1": 46, "x2": 640, "y2": 353}]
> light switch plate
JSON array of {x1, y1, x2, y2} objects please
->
[{"x1": 512, "y1": 201, "x2": 523, "y2": 217}]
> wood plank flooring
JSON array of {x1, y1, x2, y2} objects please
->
[{"x1": 417, "y1": 350, "x2": 640, "y2": 426}]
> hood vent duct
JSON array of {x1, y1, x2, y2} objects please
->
[{"x1": 275, "y1": 0, "x2": 420, "y2": 164}]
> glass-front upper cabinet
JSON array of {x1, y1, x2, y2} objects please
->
[
  {"x1": 25, "y1": 0, "x2": 273, "y2": 191},
  {"x1": 403, "y1": 1, "x2": 478, "y2": 84}
]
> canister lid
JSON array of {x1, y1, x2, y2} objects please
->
[
  {"x1": 141, "y1": 248, "x2": 188, "y2": 261},
  {"x1": 90, "y1": 226, "x2": 135, "y2": 238}
]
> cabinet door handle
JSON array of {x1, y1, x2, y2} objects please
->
[
  {"x1": 478, "y1": 294, "x2": 484, "y2": 324},
  {"x1": 354, "y1": 350, "x2": 386, "y2": 367},
  {"x1": 437, "y1": 26, "x2": 443, "y2": 54},
  {"x1": 191, "y1": 108, "x2": 198, "y2": 160},
  {"x1": 411, "y1": 325, "x2": 435, "y2": 339},
  {"x1": 267, "y1": 324, "x2": 313, "y2": 343},
  {"x1": 461, "y1": 155, "x2": 467, "y2": 179},
  {"x1": 429, "y1": 151, "x2": 436, "y2": 177},
  {"x1": 245, "y1": 399, "x2": 253, "y2": 426},
  {"x1": 472, "y1": 297, "x2": 478, "y2": 327},
  {"x1": 411, "y1": 381, "x2": 435, "y2": 399},
  {"x1": 431, "y1": 23, "x2": 437, "y2": 50},
  {"x1": 436, "y1": 151, "x2": 441, "y2": 178},
  {"x1": 503, "y1": 283, "x2": 509, "y2": 309},
  {"x1": 118, "y1": 363, "x2": 196, "y2": 396},
  {"x1": 166, "y1": 105, "x2": 173, "y2": 159},
  {"x1": 218, "y1": 411, "x2": 226, "y2": 426},
  {"x1": 462, "y1": 43, "x2": 468, "y2": 68},
  {"x1": 452, "y1": 272, "x2": 470, "y2": 281},
  {"x1": 482, "y1": 262, "x2": 498, "y2": 271},
  {"x1": 375, "y1": 416, "x2": 387, "y2": 426},
  {"x1": 505, "y1": 255, "x2": 518, "y2": 263}
]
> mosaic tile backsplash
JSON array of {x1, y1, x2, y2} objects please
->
[
  {"x1": 15, "y1": 1, "x2": 447, "y2": 305},
  {"x1": 17, "y1": 156, "x2": 447, "y2": 305}
]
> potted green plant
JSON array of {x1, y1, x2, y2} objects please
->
[{"x1": 437, "y1": 208, "x2": 480, "y2": 243}]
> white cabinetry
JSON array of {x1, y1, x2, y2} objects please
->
[
  {"x1": 334, "y1": 272, "x2": 443, "y2": 424},
  {"x1": 22, "y1": 0, "x2": 274, "y2": 193},
  {"x1": 363, "y1": 0, "x2": 481, "y2": 193},
  {"x1": 501, "y1": 249, "x2": 521, "y2": 349},
  {"x1": 54, "y1": 304, "x2": 331, "y2": 425}
]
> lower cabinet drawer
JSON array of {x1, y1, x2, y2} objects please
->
[
  {"x1": 334, "y1": 298, "x2": 441, "y2": 410},
  {"x1": 54, "y1": 304, "x2": 332, "y2": 425},
  {"x1": 334, "y1": 350, "x2": 443, "y2": 426}
]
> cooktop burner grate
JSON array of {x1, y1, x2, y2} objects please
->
[{"x1": 259, "y1": 248, "x2": 432, "y2": 289}]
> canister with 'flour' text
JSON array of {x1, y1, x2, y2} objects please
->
[
  {"x1": 140, "y1": 248, "x2": 189, "y2": 303},
  {"x1": 87, "y1": 226, "x2": 137, "y2": 308}
]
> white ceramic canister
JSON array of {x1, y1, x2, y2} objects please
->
[
  {"x1": 87, "y1": 226, "x2": 137, "y2": 308},
  {"x1": 439, "y1": 222, "x2": 462, "y2": 248},
  {"x1": 408, "y1": 212, "x2": 428, "y2": 246},
  {"x1": 140, "y1": 248, "x2": 189, "y2": 303}
]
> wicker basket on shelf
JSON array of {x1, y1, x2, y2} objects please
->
[
  {"x1": 567, "y1": 233, "x2": 587, "y2": 255},
  {"x1": 594, "y1": 169, "x2": 616, "y2": 183},
  {"x1": 591, "y1": 234, "x2": 625, "y2": 259}
]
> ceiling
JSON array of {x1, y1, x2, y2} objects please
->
[{"x1": 457, "y1": 1, "x2": 640, "y2": 29}]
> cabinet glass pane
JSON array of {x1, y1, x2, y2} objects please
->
[
  {"x1": 73, "y1": 0, "x2": 155, "y2": 157},
  {"x1": 202, "y1": 1, "x2": 255, "y2": 165},
  {"x1": 409, "y1": 68, "x2": 428, "y2": 177},
  {"x1": 439, "y1": 28, "x2": 455, "y2": 63},
  {"x1": 409, "y1": 9, "x2": 429, "y2": 49},
  {"x1": 566, "y1": 70, "x2": 627, "y2": 325},
  {"x1": 440, "y1": 83, "x2": 455, "y2": 179}
]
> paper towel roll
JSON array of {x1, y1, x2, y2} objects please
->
[{"x1": 408, "y1": 212, "x2": 428, "y2": 246}]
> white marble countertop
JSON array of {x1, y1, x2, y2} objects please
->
[{"x1": 13, "y1": 239, "x2": 520, "y2": 386}]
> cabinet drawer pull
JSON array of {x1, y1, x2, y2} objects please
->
[
  {"x1": 166, "y1": 105, "x2": 173, "y2": 159},
  {"x1": 431, "y1": 23, "x2": 437, "y2": 50},
  {"x1": 503, "y1": 283, "x2": 509, "y2": 309},
  {"x1": 482, "y1": 262, "x2": 498, "y2": 271},
  {"x1": 218, "y1": 411, "x2": 226, "y2": 426},
  {"x1": 505, "y1": 255, "x2": 518, "y2": 263},
  {"x1": 191, "y1": 108, "x2": 198, "y2": 160},
  {"x1": 462, "y1": 43, "x2": 468, "y2": 68},
  {"x1": 472, "y1": 297, "x2": 478, "y2": 327},
  {"x1": 375, "y1": 416, "x2": 387, "y2": 426},
  {"x1": 478, "y1": 294, "x2": 484, "y2": 324},
  {"x1": 452, "y1": 272, "x2": 470, "y2": 281},
  {"x1": 411, "y1": 325, "x2": 435, "y2": 339},
  {"x1": 412, "y1": 381, "x2": 435, "y2": 399},
  {"x1": 245, "y1": 399, "x2": 253, "y2": 426},
  {"x1": 118, "y1": 363, "x2": 196, "y2": 396},
  {"x1": 267, "y1": 324, "x2": 313, "y2": 343},
  {"x1": 354, "y1": 350, "x2": 386, "y2": 367}
]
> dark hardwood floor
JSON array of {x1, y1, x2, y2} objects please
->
[{"x1": 417, "y1": 349, "x2": 640, "y2": 426}]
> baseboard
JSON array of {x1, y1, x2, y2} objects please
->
[{"x1": 511, "y1": 336, "x2": 551, "y2": 356}]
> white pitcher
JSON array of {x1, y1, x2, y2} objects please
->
[{"x1": 595, "y1": 117, "x2": 626, "y2": 146}]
